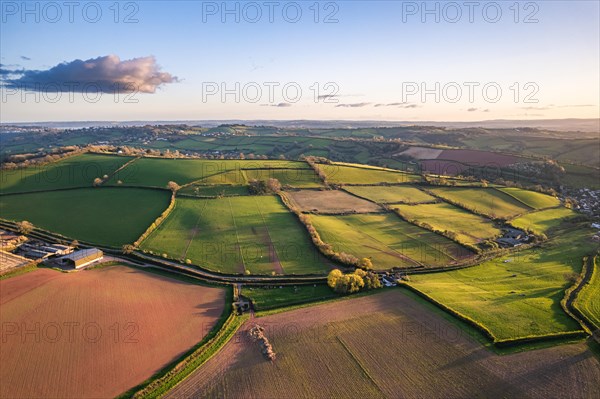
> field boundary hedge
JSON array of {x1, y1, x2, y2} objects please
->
[
  {"x1": 400, "y1": 283, "x2": 586, "y2": 348},
  {"x1": 493, "y1": 187, "x2": 561, "y2": 212},
  {"x1": 100, "y1": 155, "x2": 141, "y2": 185},
  {"x1": 421, "y1": 187, "x2": 531, "y2": 222},
  {"x1": 134, "y1": 192, "x2": 177, "y2": 248},
  {"x1": 131, "y1": 311, "x2": 247, "y2": 399},
  {"x1": 390, "y1": 206, "x2": 481, "y2": 254},
  {"x1": 278, "y1": 192, "x2": 359, "y2": 268},
  {"x1": 567, "y1": 256, "x2": 600, "y2": 340}
]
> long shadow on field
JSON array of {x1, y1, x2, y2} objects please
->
[
  {"x1": 508, "y1": 350, "x2": 594, "y2": 391},
  {"x1": 437, "y1": 347, "x2": 491, "y2": 371},
  {"x1": 192, "y1": 297, "x2": 225, "y2": 317}
]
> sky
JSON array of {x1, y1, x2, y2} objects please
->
[{"x1": 1, "y1": 0, "x2": 599, "y2": 122}]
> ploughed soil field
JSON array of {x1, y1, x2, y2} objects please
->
[
  {"x1": 0, "y1": 265, "x2": 225, "y2": 399},
  {"x1": 167, "y1": 290, "x2": 600, "y2": 399}
]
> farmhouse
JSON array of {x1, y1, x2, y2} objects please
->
[
  {"x1": 57, "y1": 248, "x2": 104, "y2": 269},
  {"x1": 496, "y1": 227, "x2": 529, "y2": 248}
]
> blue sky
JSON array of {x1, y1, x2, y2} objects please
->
[{"x1": 1, "y1": 0, "x2": 598, "y2": 122}]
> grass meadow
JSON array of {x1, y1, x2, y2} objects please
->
[
  {"x1": 141, "y1": 196, "x2": 327, "y2": 275},
  {"x1": 0, "y1": 187, "x2": 171, "y2": 247}
]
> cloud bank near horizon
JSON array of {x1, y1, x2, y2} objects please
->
[{"x1": 1, "y1": 55, "x2": 178, "y2": 93}]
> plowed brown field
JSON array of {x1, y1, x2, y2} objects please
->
[
  {"x1": 0, "y1": 266, "x2": 225, "y2": 399},
  {"x1": 167, "y1": 290, "x2": 600, "y2": 399}
]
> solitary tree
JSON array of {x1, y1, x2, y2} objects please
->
[
  {"x1": 122, "y1": 244, "x2": 135, "y2": 254},
  {"x1": 17, "y1": 220, "x2": 34, "y2": 234},
  {"x1": 266, "y1": 178, "x2": 282, "y2": 193},
  {"x1": 167, "y1": 181, "x2": 181, "y2": 192}
]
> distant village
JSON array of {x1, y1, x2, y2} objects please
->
[{"x1": 561, "y1": 187, "x2": 600, "y2": 222}]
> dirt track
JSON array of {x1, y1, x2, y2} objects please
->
[{"x1": 167, "y1": 290, "x2": 600, "y2": 399}]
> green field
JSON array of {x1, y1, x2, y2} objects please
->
[
  {"x1": 179, "y1": 185, "x2": 249, "y2": 197},
  {"x1": 574, "y1": 257, "x2": 600, "y2": 330},
  {"x1": 106, "y1": 158, "x2": 235, "y2": 188},
  {"x1": 0, "y1": 153, "x2": 132, "y2": 194},
  {"x1": 407, "y1": 228, "x2": 595, "y2": 341},
  {"x1": 244, "y1": 169, "x2": 322, "y2": 187},
  {"x1": 142, "y1": 196, "x2": 327, "y2": 275},
  {"x1": 107, "y1": 158, "x2": 309, "y2": 188},
  {"x1": 243, "y1": 285, "x2": 337, "y2": 311},
  {"x1": 395, "y1": 202, "x2": 502, "y2": 245},
  {"x1": 343, "y1": 185, "x2": 436, "y2": 204},
  {"x1": 194, "y1": 170, "x2": 246, "y2": 185},
  {"x1": 510, "y1": 207, "x2": 577, "y2": 235},
  {"x1": 310, "y1": 213, "x2": 471, "y2": 269},
  {"x1": 430, "y1": 187, "x2": 532, "y2": 219},
  {"x1": 498, "y1": 188, "x2": 561, "y2": 209},
  {"x1": 320, "y1": 164, "x2": 421, "y2": 185},
  {"x1": 0, "y1": 188, "x2": 171, "y2": 247}
]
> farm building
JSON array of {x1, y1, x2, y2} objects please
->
[
  {"x1": 18, "y1": 242, "x2": 74, "y2": 259},
  {"x1": 57, "y1": 248, "x2": 104, "y2": 269}
]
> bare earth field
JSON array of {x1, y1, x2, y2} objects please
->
[
  {"x1": 437, "y1": 149, "x2": 521, "y2": 166},
  {"x1": 167, "y1": 290, "x2": 600, "y2": 399},
  {"x1": 285, "y1": 189, "x2": 382, "y2": 213},
  {"x1": 398, "y1": 146, "x2": 444, "y2": 159},
  {"x1": 0, "y1": 266, "x2": 225, "y2": 399}
]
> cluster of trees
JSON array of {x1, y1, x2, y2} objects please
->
[
  {"x1": 248, "y1": 324, "x2": 276, "y2": 361},
  {"x1": 248, "y1": 178, "x2": 281, "y2": 195},
  {"x1": 2, "y1": 146, "x2": 83, "y2": 170},
  {"x1": 327, "y1": 268, "x2": 381, "y2": 294}
]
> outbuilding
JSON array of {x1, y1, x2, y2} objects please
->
[{"x1": 58, "y1": 248, "x2": 104, "y2": 269}]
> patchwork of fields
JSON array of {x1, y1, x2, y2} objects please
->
[
  {"x1": 0, "y1": 265, "x2": 226, "y2": 399},
  {"x1": 1, "y1": 151, "x2": 598, "y2": 397},
  {"x1": 141, "y1": 196, "x2": 327, "y2": 274}
]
